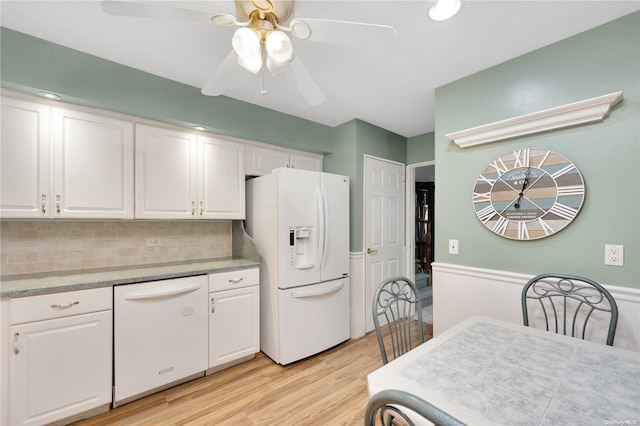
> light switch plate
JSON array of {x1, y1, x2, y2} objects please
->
[{"x1": 449, "y1": 239, "x2": 459, "y2": 255}]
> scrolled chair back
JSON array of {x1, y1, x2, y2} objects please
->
[
  {"x1": 373, "y1": 276, "x2": 424, "y2": 364},
  {"x1": 521, "y1": 273, "x2": 618, "y2": 346},
  {"x1": 364, "y1": 389, "x2": 467, "y2": 426}
]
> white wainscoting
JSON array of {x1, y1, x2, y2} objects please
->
[
  {"x1": 432, "y1": 262, "x2": 640, "y2": 352},
  {"x1": 350, "y1": 252, "x2": 366, "y2": 339}
]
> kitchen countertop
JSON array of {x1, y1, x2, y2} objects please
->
[{"x1": 0, "y1": 258, "x2": 260, "y2": 298}]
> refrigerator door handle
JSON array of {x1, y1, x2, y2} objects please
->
[
  {"x1": 321, "y1": 184, "x2": 329, "y2": 269},
  {"x1": 316, "y1": 184, "x2": 325, "y2": 269},
  {"x1": 290, "y1": 281, "x2": 345, "y2": 298}
]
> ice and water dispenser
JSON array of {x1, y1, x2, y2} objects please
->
[{"x1": 288, "y1": 226, "x2": 315, "y2": 269}]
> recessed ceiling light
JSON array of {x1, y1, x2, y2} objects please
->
[
  {"x1": 193, "y1": 125, "x2": 207, "y2": 131},
  {"x1": 37, "y1": 91, "x2": 61, "y2": 101},
  {"x1": 428, "y1": 0, "x2": 462, "y2": 21}
]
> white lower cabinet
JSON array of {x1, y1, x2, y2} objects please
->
[
  {"x1": 208, "y1": 268, "x2": 260, "y2": 370},
  {"x1": 8, "y1": 288, "x2": 112, "y2": 426}
]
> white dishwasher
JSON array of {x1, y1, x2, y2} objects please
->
[{"x1": 114, "y1": 275, "x2": 208, "y2": 406}]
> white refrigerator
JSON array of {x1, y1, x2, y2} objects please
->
[{"x1": 246, "y1": 168, "x2": 350, "y2": 365}]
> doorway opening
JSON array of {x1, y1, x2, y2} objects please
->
[{"x1": 406, "y1": 162, "x2": 435, "y2": 323}]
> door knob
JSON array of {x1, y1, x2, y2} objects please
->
[{"x1": 367, "y1": 248, "x2": 378, "y2": 255}]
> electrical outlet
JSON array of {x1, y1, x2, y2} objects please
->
[
  {"x1": 605, "y1": 244, "x2": 624, "y2": 266},
  {"x1": 146, "y1": 238, "x2": 161, "y2": 247},
  {"x1": 449, "y1": 239, "x2": 459, "y2": 255}
]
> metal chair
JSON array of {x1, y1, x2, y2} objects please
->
[
  {"x1": 364, "y1": 389, "x2": 466, "y2": 426},
  {"x1": 373, "y1": 277, "x2": 424, "y2": 364},
  {"x1": 521, "y1": 273, "x2": 618, "y2": 346}
]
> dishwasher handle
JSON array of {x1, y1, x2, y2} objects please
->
[{"x1": 123, "y1": 283, "x2": 202, "y2": 300}]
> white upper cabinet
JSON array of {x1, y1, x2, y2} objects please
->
[
  {"x1": 246, "y1": 144, "x2": 322, "y2": 176},
  {"x1": 289, "y1": 152, "x2": 323, "y2": 172},
  {"x1": 199, "y1": 136, "x2": 245, "y2": 220},
  {"x1": 1, "y1": 95, "x2": 134, "y2": 219},
  {"x1": 1, "y1": 97, "x2": 51, "y2": 218},
  {"x1": 51, "y1": 108, "x2": 134, "y2": 219},
  {"x1": 135, "y1": 124, "x2": 197, "y2": 219},
  {"x1": 136, "y1": 124, "x2": 245, "y2": 219}
]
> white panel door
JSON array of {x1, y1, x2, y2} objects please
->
[
  {"x1": 52, "y1": 108, "x2": 134, "y2": 218},
  {"x1": 199, "y1": 136, "x2": 245, "y2": 219},
  {"x1": 9, "y1": 311, "x2": 112, "y2": 426},
  {"x1": 364, "y1": 156, "x2": 405, "y2": 332},
  {"x1": 135, "y1": 124, "x2": 197, "y2": 219},
  {"x1": 0, "y1": 97, "x2": 50, "y2": 218}
]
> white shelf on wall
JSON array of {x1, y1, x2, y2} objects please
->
[{"x1": 446, "y1": 91, "x2": 623, "y2": 148}]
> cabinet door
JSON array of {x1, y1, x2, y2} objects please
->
[
  {"x1": 51, "y1": 108, "x2": 134, "y2": 218},
  {"x1": 249, "y1": 145, "x2": 289, "y2": 176},
  {"x1": 0, "y1": 97, "x2": 50, "y2": 218},
  {"x1": 9, "y1": 311, "x2": 112, "y2": 426},
  {"x1": 199, "y1": 136, "x2": 245, "y2": 219},
  {"x1": 209, "y1": 286, "x2": 259, "y2": 368},
  {"x1": 135, "y1": 124, "x2": 197, "y2": 219},
  {"x1": 290, "y1": 152, "x2": 322, "y2": 172}
]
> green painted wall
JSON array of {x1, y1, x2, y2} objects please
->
[
  {"x1": 434, "y1": 11, "x2": 639, "y2": 288},
  {"x1": 407, "y1": 132, "x2": 435, "y2": 164},
  {"x1": 0, "y1": 27, "x2": 409, "y2": 254},
  {"x1": 0, "y1": 28, "x2": 333, "y2": 153}
]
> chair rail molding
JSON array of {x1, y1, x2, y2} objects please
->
[{"x1": 446, "y1": 91, "x2": 623, "y2": 148}]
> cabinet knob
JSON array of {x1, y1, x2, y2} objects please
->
[
  {"x1": 191, "y1": 201, "x2": 196, "y2": 216},
  {"x1": 211, "y1": 297, "x2": 215, "y2": 314},
  {"x1": 200, "y1": 201, "x2": 203, "y2": 216},
  {"x1": 41, "y1": 194, "x2": 47, "y2": 214},
  {"x1": 56, "y1": 194, "x2": 61, "y2": 214}
]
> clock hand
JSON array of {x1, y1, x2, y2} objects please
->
[{"x1": 514, "y1": 167, "x2": 531, "y2": 209}]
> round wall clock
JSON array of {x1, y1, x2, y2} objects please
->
[{"x1": 472, "y1": 148, "x2": 585, "y2": 240}]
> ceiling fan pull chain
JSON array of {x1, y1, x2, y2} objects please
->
[{"x1": 261, "y1": 61, "x2": 267, "y2": 95}]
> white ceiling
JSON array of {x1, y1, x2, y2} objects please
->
[{"x1": 2, "y1": 1, "x2": 638, "y2": 138}]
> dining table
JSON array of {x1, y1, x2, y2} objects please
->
[{"x1": 367, "y1": 316, "x2": 640, "y2": 426}]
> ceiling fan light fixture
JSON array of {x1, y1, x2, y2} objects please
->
[
  {"x1": 288, "y1": 19, "x2": 312, "y2": 40},
  {"x1": 211, "y1": 13, "x2": 237, "y2": 26},
  {"x1": 265, "y1": 30, "x2": 293, "y2": 62},
  {"x1": 237, "y1": 53, "x2": 263, "y2": 74},
  {"x1": 232, "y1": 27, "x2": 261, "y2": 58},
  {"x1": 428, "y1": 0, "x2": 461, "y2": 21}
]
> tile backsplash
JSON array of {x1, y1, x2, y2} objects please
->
[{"x1": 0, "y1": 221, "x2": 232, "y2": 275}]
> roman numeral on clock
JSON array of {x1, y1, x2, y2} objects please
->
[
  {"x1": 557, "y1": 185, "x2": 585, "y2": 197},
  {"x1": 489, "y1": 158, "x2": 508, "y2": 176},
  {"x1": 549, "y1": 203, "x2": 579, "y2": 220},
  {"x1": 476, "y1": 205, "x2": 498, "y2": 223},
  {"x1": 513, "y1": 149, "x2": 531, "y2": 168},
  {"x1": 492, "y1": 216, "x2": 509, "y2": 236},
  {"x1": 518, "y1": 222, "x2": 530, "y2": 240},
  {"x1": 551, "y1": 164, "x2": 576, "y2": 180},
  {"x1": 472, "y1": 192, "x2": 491, "y2": 203}
]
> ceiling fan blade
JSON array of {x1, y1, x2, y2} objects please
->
[
  {"x1": 289, "y1": 54, "x2": 326, "y2": 106},
  {"x1": 100, "y1": 1, "x2": 222, "y2": 25},
  {"x1": 290, "y1": 18, "x2": 396, "y2": 47},
  {"x1": 201, "y1": 51, "x2": 238, "y2": 96}
]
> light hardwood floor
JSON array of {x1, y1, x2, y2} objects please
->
[{"x1": 72, "y1": 323, "x2": 432, "y2": 426}]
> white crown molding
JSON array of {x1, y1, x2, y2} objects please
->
[{"x1": 446, "y1": 91, "x2": 623, "y2": 148}]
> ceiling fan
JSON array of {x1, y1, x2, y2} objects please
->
[{"x1": 100, "y1": 0, "x2": 396, "y2": 105}]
